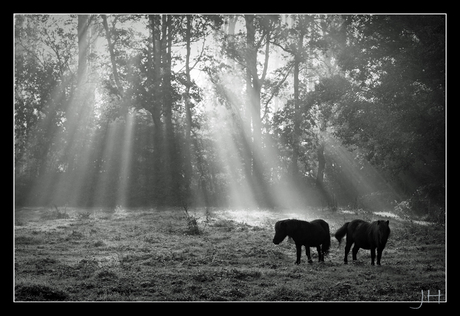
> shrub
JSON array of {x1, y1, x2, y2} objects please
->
[
  {"x1": 183, "y1": 206, "x2": 201, "y2": 235},
  {"x1": 41, "y1": 205, "x2": 70, "y2": 220},
  {"x1": 113, "y1": 205, "x2": 128, "y2": 219},
  {"x1": 78, "y1": 211, "x2": 91, "y2": 219},
  {"x1": 394, "y1": 184, "x2": 445, "y2": 224},
  {"x1": 394, "y1": 200, "x2": 412, "y2": 219}
]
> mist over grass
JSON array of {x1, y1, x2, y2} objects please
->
[{"x1": 14, "y1": 206, "x2": 445, "y2": 301}]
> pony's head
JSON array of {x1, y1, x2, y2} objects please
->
[
  {"x1": 273, "y1": 220, "x2": 288, "y2": 244},
  {"x1": 377, "y1": 220, "x2": 391, "y2": 244}
]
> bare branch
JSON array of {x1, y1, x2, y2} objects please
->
[
  {"x1": 189, "y1": 37, "x2": 207, "y2": 72},
  {"x1": 261, "y1": 62, "x2": 294, "y2": 121},
  {"x1": 269, "y1": 38, "x2": 294, "y2": 55}
]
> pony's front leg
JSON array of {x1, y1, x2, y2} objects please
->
[
  {"x1": 376, "y1": 247, "x2": 383, "y2": 265},
  {"x1": 305, "y1": 246, "x2": 313, "y2": 263},
  {"x1": 295, "y1": 243, "x2": 302, "y2": 264}
]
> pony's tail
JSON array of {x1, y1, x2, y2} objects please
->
[
  {"x1": 323, "y1": 225, "x2": 331, "y2": 255},
  {"x1": 334, "y1": 222, "x2": 349, "y2": 246}
]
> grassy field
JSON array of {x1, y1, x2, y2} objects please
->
[{"x1": 14, "y1": 206, "x2": 445, "y2": 302}]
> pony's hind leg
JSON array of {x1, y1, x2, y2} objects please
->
[
  {"x1": 376, "y1": 247, "x2": 383, "y2": 265},
  {"x1": 295, "y1": 243, "x2": 302, "y2": 265},
  {"x1": 370, "y1": 248, "x2": 376, "y2": 265},
  {"x1": 344, "y1": 242, "x2": 352, "y2": 264},
  {"x1": 317, "y1": 245, "x2": 323, "y2": 262},
  {"x1": 305, "y1": 246, "x2": 313, "y2": 263},
  {"x1": 352, "y1": 245, "x2": 359, "y2": 261}
]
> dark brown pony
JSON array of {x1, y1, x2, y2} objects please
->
[
  {"x1": 273, "y1": 219, "x2": 331, "y2": 264},
  {"x1": 335, "y1": 219, "x2": 390, "y2": 265}
]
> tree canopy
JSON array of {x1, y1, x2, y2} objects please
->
[{"x1": 14, "y1": 14, "x2": 445, "y2": 216}]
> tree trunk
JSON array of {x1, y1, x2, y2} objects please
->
[
  {"x1": 244, "y1": 15, "x2": 255, "y2": 181},
  {"x1": 183, "y1": 15, "x2": 193, "y2": 205},
  {"x1": 77, "y1": 15, "x2": 90, "y2": 85},
  {"x1": 162, "y1": 15, "x2": 181, "y2": 206},
  {"x1": 316, "y1": 139, "x2": 335, "y2": 209},
  {"x1": 101, "y1": 15, "x2": 124, "y2": 99},
  {"x1": 291, "y1": 29, "x2": 303, "y2": 178},
  {"x1": 291, "y1": 56, "x2": 300, "y2": 177},
  {"x1": 148, "y1": 15, "x2": 165, "y2": 205},
  {"x1": 162, "y1": 15, "x2": 173, "y2": 203},
  {"x1": 227, "y1": 15, "x2": 237, "y2": 35},
  {"x1": 244, "y1": 15, "x2": 273, "y2": 206},
  {"x1": 316, "y1": 141, "x2": 325, "y2": 186}
]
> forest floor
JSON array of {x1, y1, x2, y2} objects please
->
[{"x1": 14, "y1": 206, "x2": 445, "y2": 302}]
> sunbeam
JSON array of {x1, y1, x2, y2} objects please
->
[
  {"x1": 323, "y1": 134, "x2": 402, "y2": 210},
  {"x1": 116, "y1": 112, "x2": 135, "y2": 206},
  {"x1": 23, "y1": 72, "x2": 77, "y2": 206},
  {"x1": 20, "y1": 15, "x2": 126, "y2": 208},
  {"x1": 90, "y1": 119, "x2": 120, "y2": 206},
  {"x1": 204, "y1": 68, "x2": 316, "y2": 210},
  {"x1": 211, "y1": 101, "x2": 257, "y2": 208}
]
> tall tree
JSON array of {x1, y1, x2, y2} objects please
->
[
  {"x1": 270, "y1": 16, "x2": 317, "y2": 178},
  {"x1": 180, "y1": 15, "x2": 223, "y2": 206},
  {"x1": 161, "y1": 15, "x2": 181, "y2": 205},
  {"x1": 243, "y1": 15, "x2": 273, "y2": 204},
  {"x1": 101, "y1": 15, "x2": 124, "y2": 99},
  {"x1": 182, "y1": 15, "x2": 194, "y2": 205},
  {"x1": 77, "y1": 15, "x2": 90, "y2": 84}
]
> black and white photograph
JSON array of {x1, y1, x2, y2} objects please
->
[{"x1": 13, "y1": 13, "x2": 446, "y2": 303}]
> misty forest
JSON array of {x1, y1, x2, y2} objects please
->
[{"x1": 14, "y1": 14, "x2": 445, "y2": 302}]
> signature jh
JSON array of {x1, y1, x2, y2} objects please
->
[{"x1": 410, "y1": 290, "x2": 444, "y2": 309}]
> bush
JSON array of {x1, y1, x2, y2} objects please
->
[
  {"x1": 113, "y1": 205, "x2": 128, "y2": 219},
  {"x1": 41, "y1": 205, "x2": 70, "y2": 220},
  {"x1": 393, "y1": 184, "x2": 445, "y2": 224},
  {"x1": 411, "y1": 184, "x2": 445, "y2": 219},
  {"x1": 183, "y1": 206, "x2": 201, "y2": 235},
  {"x1": 185, "y1": 214, "x2": 200, "y2": 235},
  {"x1": 359, "y1": 191, "x2": 398, "y2": 212}
]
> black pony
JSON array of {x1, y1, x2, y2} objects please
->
[
  {"x1": 273, "y1": 219, "x2": 331, "y2": 264},
  {"x1": 335, "y1": 219, "x2": 390, "y2": 265}
]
